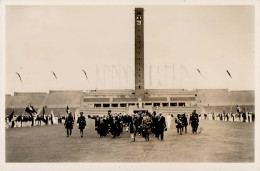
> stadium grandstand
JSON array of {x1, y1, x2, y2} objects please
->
[{"x1": 5, "y1": 89, "x2": 255, "y2": 117}]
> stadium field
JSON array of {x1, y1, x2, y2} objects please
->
[{"x1": 6, "y1": 119, "x2": 254, "y2": 162}]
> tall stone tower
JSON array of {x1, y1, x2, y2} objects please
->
[{"x1": 135, "y1": 8, "x2": 145, "y2": 98}]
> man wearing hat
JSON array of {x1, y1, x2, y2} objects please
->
[
  {"x1": 64, "y1": 112, "x2": 74, "y2": 137},
  {"x1": 189, "y1": 110, "x2": 199, "y2": 134},
  {"x1": 77, "y1": 112, "x2": 86, "y2": 138}
]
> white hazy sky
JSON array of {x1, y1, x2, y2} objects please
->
[{"x1": 5, "y1": 5, "x2": 255, "y2": 93}]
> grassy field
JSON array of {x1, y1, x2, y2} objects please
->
[{"x1": 6, "y1": 119, "x2": 254, "y2": 162}]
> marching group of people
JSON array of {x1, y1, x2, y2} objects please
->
[
  {"x1": 6, "y1": 104, "x2": 254, "y2": 142},
  {"x1": 88, "y1": 110, "x2": 168, "y2": 141},
  {"x1": 200, "y1": 112, "x2": 255, "y2": 122},
  {"x1": 200, "y1": 105, "x2": 255, "y2": 123},
  {"x1": 63, "y1": 109, "x2": 201, "y2": 141},
  {"x1": 5, "y1": 114, "x2": 59, "y2": 128},
  {"x1": 5, "y1": 104, "x2": 59, "y2": 128}
]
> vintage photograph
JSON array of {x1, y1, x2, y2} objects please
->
[{"x1": 3, "y1": 4, "x2": 256, "y2": 166}]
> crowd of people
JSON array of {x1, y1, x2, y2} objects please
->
[
  {"x1": 5, "y1": 104, "x2": 61, "y2": 129},
  {"x1": 5, "y1": 114, "x2": 58, "y2": 128},
  {"x1": 86, "y1": 110, "x2": 168, "y2": 141},
  {"x1": 6, "y1": 104, "x2": 254, "y2": 142},
  {"x1": 62, "y1": 109, "x2": 200, "y2": 141},
  {"x1": 200, "y1": 105, "x2": 255, "y2": 123}
]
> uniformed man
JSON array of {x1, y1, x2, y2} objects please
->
[
  {"x1": 142, "y1": 113, "x2": 152, "y2": 141},
  {"x1": 77, "y1": 112, "x2": 86, "y2": 138},
  {"x1": 175, "y1": 114, "x2": 183, "y2": 135},
  {"x1": 64, "y1": 112, "x2": 74, "y2": 137},
  {"x1": 189, "y1": 110, "x2": 199, "y2": 134}
]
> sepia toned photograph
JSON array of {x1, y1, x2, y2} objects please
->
[{"x1": 1, "y1": 2, "x2": 258, "y2": 169}]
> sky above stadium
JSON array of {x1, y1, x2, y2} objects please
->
[{"x1": 5, "y1": 5, "x2": 255, "y2": 93}]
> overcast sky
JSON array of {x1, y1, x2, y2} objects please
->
[{"x1": 5, "y1": 5, "x2": 255, "y2": 93}]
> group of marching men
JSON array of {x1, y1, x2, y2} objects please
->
[
  {"x1": 200, "y1": 112, "x2": 255, "y2": 122},
  {"x1": 5, "y1": 103, "x2": 59, "y2": 129},
  {"x1": 64, "y1": 109, "x2": 200, "y2": 141},
  {"x1": 200, "y1": 105, "x2": 255, "y2": 123}
]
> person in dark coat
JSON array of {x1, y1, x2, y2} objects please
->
[
  {"x1": 152, "y1": 112, "x2": 158, "y2": 137},
  {"x1": 64, "y1": 112, "x2": 74, "y2": 137},
  {"x1": 110, "y1": 116, "x2": 118, "y2": 138},
  {"x1": 77, "y1": 112, "x2": 86, "y2": 138},
  {"x1": 46, "y1": 115, "x2": 49, "y2": 125},
  {"x1": 189, "y1": 110, "x2": 199, "y2": 134},
  {"x1": 252, "y1": 113, "x2": 255, "y2": 122},
  {"x1": 129, "y1": 114, "x2": 138, "y2": 142},
  {"x1": 99, "y1": 116, "x2": 108, "y2": 137},
  {"x1": 88, "y1": 115, "x2": 101, "y2": 134},
  {"x1": 182, "y1": 113, "x2": 188, "y2": 134},
  {"x1": 242, "y1": 112, "x2": 246, "y2": 122},
  {"x1": 156, "y1": 112, "x2": 166, "y2": 140}
]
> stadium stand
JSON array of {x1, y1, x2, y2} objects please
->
[
  {"x1": 196, "y1": 89, "x2": 254, "y2": 106},
  {"x1": 6, "y1": 92, "x2": 47, "y2": 108},
  {"x1": 45, "y1": 90, "x2": 83, "y2": 108},
  {"x1": 5, "y1": 89, "x2": 255, "y2": 118}
]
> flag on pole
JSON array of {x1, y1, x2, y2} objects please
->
[
  {"x1": 42, "y1": 106, "x2": 47, "y2": 124},
  {"x1": 25, "y1": 103, "x2": 37, "y2": 116},
  {"x1": 66, "y1": 106, "x2": 70, "y2": 114},
  {"x1": 196, "y1": 69, "x2": 206, "y2": 79},
  {"x1": 226, "y1": 70, "x2": 232, "y2": 78},
  {"x1": 82, "y1": 70, "x2": 88, "y2": 80},
  {"x1": 52, "y1": 71, "x2": 58, "y2": 80},
  {"x1": 16, "y1": 72, "x2": 23, "y2": 84},
  {"x1": 9, "y1": 110, "x2": 14, "y2": 122},
  {"x1": 25, "y1": 103, "x2": 37, "y2": 126},
  {"x1": 51, "y1": 110, "x2": 54, "y2": 124}
]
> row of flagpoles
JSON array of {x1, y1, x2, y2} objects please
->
[
  {"x1": 15, "y1": 64, "x2": 233, "y2": 90},
  {"x1": 8, "y1": 104, "x2": 72, "y2": 125}
]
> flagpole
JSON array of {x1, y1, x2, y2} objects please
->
[
  {"x1": 181, "y1": 65, "x2": 183, "y2": 89},
  {"x1": 165, "y1": 64, "x2": 167, "y2": 89},
  {"x1": 112, "y1": 65, "x2": 113, "y2": 89},
  {"x1": 96, "y1": 64, "x2": 97, "y2": 90},
  {"x1": 172, "y1": 64, "x2": 174, "y2": 89},
  {"x1": 103, "y1": 64, "x2": 105, "y2": 89}
]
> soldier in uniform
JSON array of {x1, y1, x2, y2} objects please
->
[
  {"x1": 189, "y1": 110, "x2": 199, "y2": 134},
  {"x1": 175, "y1": 114, "x2": 183, "y2": 135},
  {"x1": 142, "y1": 113, "x2": 152, "y2": 141},
  {"x1": 64, "y1": 112, "x2": 74, "y2": 137},
  {"x1": 77, "y1": 112, "x2": 86, "y2": 138}
]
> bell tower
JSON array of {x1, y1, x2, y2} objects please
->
[{"x1": 135, "y1": 8, "x2": 145, "y2": 98}]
